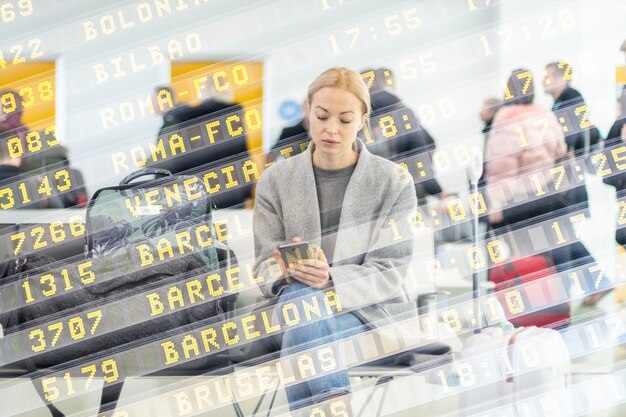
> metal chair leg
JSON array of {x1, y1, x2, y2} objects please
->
[
  {"x1": 98, "y1": 381, "x2": 125, "y2": 416},
  {"x1": 250, "y1": 385, "x2": 270, "y2": 416},
  {"x1": 232, "y1": 376, "x2": 280, "y2": 417},
  {"x1": 355, "y1": 376, "x2": 394, "y2": 417},
  {"x1": 264, "y1": 379, "x2": 280, "y2": 417},
  {"x1": 356, "y1": 377, "x2": 379, "y2": 417},
  {"x1": 231, "y1": 400, "x2": 246, "y2": 417},
  {"x1": 375, "y1": 382, "x2": 390, "y2": 417}
]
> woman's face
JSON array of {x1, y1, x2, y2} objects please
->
[{"x1": 308, "y1": 87, "x2": 365, "y2": 164}]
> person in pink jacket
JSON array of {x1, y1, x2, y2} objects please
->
[
  {"x1": 485, "y1": 68, "x2": 575, "y2": 327},
  {"x1": 485, "y1": 68, "x2": 567, "y2": 228}
]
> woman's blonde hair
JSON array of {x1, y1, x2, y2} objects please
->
[{"x1": 307, "y1": 67, "x2": 371, "y2": 120}]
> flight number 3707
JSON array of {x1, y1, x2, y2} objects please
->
[{"x1": 29, "y1": 310, "x2": 103, "y2": 353}]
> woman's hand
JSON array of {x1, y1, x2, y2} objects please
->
[
  {"x1": 274, "y1": 236, "x2": 331, "y2": 287},
  {"x1": 621, "y1": 124, "x2": 626, "y2": 142},
  {"x1": 273, "y1": 236, "x2": 310, "y2": 284},
  {"x1": 273, "y1": 241, "x2": 294, "y2": 284},
  {"x1": 290, "y1": 247, "x2": 330, "y2": 287}
]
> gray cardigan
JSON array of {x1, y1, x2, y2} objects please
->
[{"x1": 253, "y1": 139, "x2": 418, "y2": 326}]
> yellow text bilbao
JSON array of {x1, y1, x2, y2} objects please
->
[{"x1": 91, "y1": 31, "x2": 202, "y2": 85}]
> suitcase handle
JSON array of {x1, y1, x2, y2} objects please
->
[{"x1": 120, "y1": 168, "x2": 172, "y2": 185}]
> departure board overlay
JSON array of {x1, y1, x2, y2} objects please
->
[{"x1": 2, "y1": 1, "x2": 626, "y2": 416}]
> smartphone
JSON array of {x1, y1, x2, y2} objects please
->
[{"x1": 277, "y1": 241, "x2": 317, "y2": 267}]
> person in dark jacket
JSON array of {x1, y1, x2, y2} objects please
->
[
  {"x1": 275, "y1": 100, "x2": 310, "y2": 143},
  {"x1": 0, "y1": 89, "x2": 30, "y2": 170},
  {"x1": 27, "y1": 143, "x2": 88, "y2": 208},
  {"x1": 544, "y1": 61, "x2": 608, "y2": 305},
  {"x1": 478, "y1": 97, "x2": 502, "y2": 189},
  {"x1": 480, "y1": 97, "x2": 501, "y2": 137},
  {"x1": 151, "y1": 78, "x2": 251, "y2": 209},
  {"x1": 604, "y1": 85, "x2": 626, "y2": 247},
  {"x1": 276, "y1": 118, "x2": 308, "y2": 143},
  {"x1": 266, "y1": 100, "x2": 310, "y2": 164},
  {"x1": 0, "y1": 125, "x2": 24, "y2": 182},
  {"x1": 607, "y1": 42, "x2": 626, "y2": 246},
  {"x1": 153, "y1": 86, "x2": 191, "y2": 138},
  {"x1": 486, "y1": 68, "x2": 567, "y2": 228},
  {"x1": 362, "y1": 68, "x2": 447, "y2": 203},
  {"x1": 544, "y1": 62, "x2": 601, "y2": 156}
]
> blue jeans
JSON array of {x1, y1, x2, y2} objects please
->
[{"x1": 272, "y1": 282, "x2": 364, "y2": 411}]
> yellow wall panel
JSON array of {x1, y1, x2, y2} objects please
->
[
  {"x1": 0, "y1": 61, "x2": 55, "y2": 128},
  {"x1": 170, "y1": 61, "x2": 263, "y2": 154},
  {"x1": 616, "y1": 65, "x2": 626, "y2": 84}
]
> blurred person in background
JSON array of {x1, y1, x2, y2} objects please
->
[
  {"x1": 0, "y1": 89, "x2": 29, "y2": 170},
  {"x1": 485, "y1": 68, "x2": 572, "y2": 324},
  {"x1": 486, "y1": 68, "x2": 566, "y2": 234},
  {"x1": 152, "y1": 74, "x2": 251, "y2": 209},
  {"x1": 274, "y1": 100, "x2": 310, "y2": 145},
  {"x1": 266, "y1": 99, "x2": 310, "y2": 164},
  {"x1": 478, "y1": 97, "x2": 502, "y2": 189},
  {"x1": 544, "y1": 61, "x2": 601, "y2": 157},
  {"x1": 0, "y1": 93, "x2": 82, "y2": 207},
  {"x1": 605, "y1": 85, "x2": 626, "y2": 147},
  {"x1": 0, "y1": 124, "x2": 26, "y2": 182},
  {"x1": 480, "y1": 97, "x2": 501, "y2": 139},
  {"x1": 363, "y1": 67, "x2": 448, "y2": 204},
  {"x1": 544, "y1": 61, "x2": 605, "y2": 305},
  {"x1": 27, "y1": 144, "x2": 88, "y2": 208},
  {"x1": 603, "y1": 85, "x2": 626, "y2": 248},
  {"x1": 153, "y1": 85, "x2": 191, "y2": 138}
]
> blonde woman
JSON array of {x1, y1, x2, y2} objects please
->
[{"x1": 253, "y1": 68, "x2": 417, "y2": 411}]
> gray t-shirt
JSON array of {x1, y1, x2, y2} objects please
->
[{"x1": 313, "y1": 163, "x2": 356, "y2": 265}]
